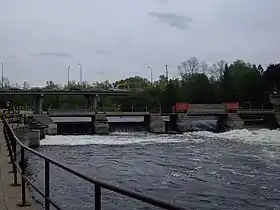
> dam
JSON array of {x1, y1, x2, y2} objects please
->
[{"x1": 20, "y1": 102, "x2": 280, "y2": 136}]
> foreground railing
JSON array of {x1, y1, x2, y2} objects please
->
[{"x1": 1, "y1": 114, "x2": 187, "y2": 210}]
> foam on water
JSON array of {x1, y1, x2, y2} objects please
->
[
  {"x1": 41, "y1": 132, "x2": 184, "y2": 146},
  {"x1": 192, "y1": 129, "x2": 280, "y2": 145},
  {"x1": 41, "y1": 129, "x2": 280, "y2": 146}
]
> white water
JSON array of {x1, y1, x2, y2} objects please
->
[{"x1": 40, "y1": 129, "x2": 280, "y2": 146}]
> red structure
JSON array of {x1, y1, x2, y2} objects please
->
[
  {"x1": 175, "y1": 102, "x2": 189, "y2": 112},
  {"x1": 224, "y1": 102, "x2": 239, "y2": 112}
]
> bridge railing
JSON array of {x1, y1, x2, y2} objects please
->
[
  {"x1": 49, "y1": 105, "x2": 149, "y2": 113},
  {"x1": 1, "y1": 114, "x2": 186, "y2": 210}
]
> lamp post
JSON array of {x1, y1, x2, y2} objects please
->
[
  {"x1": 67, "y1": 66, "x2": 71, "y2": 86},
  {"x1": 148, "y1": 65, "x2": 153, "y2": 85},
  {"x1": 1, "y1": 62, "x2": 3, "y2": 88},
  {"x1": 165, "y1": 64, "x2": 169, "y2": 81},
  {"x1": 78, "y1": 63, "x2": 82, "y2": 86}
]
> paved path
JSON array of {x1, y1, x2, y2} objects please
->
[{"x1": 0, "y1": 123, "x2": 38, "y2": 209}]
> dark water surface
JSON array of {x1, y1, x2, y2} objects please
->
[{"x1": 27, "y1": 131, "x2": 280, "y2": 210}]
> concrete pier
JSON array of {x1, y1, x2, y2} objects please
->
[
  {"x1": 148, "y1": 113, "x2": 165, "y2": 133},
  {"x1": 32, "y1": 115, "x2": 57, "y2": 135},
  {"x1": 33, "y1": 94, "x2": 43, "y2": 114},
  {"x1": 226, "y1": 113, "x2": 244, "y2": 129},
  {"x1": 29, "y1": 130, "x2": 40, "y2": 148},
  {"x1": 93, "y1": 113, "x2": 109, "y2": 134},
  {"x1": 175, "y1": 114, "x2": 192, "y2": 132}
]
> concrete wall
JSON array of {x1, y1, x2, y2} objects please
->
[
  {"x1": 175, "y1": 114, "x2": 192, "y2": 132},
  {"x1": 188, "y1": 104, "x2": 226, "y2": 114},
  {"x1": 33, "y1": 115, "x2": 57, "y2": 135},
  {"x1": 148, "y1": 113, "x2": 165, "y2": 133},
  {"x1": 226, "y1": 113, "x2": 244, "y2": 130},
  {"x1": 12, "y1": 125, "x2": 29, "y2": 161},
  {"x1": 93, "y1": 113, "x2": 109, "y2": 134}
]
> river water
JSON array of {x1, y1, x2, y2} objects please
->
[{"x1": 26, "y1": 129, "x2": 280, "y2": 210}]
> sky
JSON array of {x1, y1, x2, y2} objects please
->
[{"x1": 0, "y1": 0, "x2": 280, "y2": 86}]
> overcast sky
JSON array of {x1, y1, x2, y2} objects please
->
[{"x1": 1, "y1": 0, "x2": 279, "y2": 86}]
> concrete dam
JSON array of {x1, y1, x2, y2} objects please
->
[{"x1": 21, "y1": 103, "x2": 280, "y2": 137}]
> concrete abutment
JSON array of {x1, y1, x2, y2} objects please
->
[
  {"x1": 33, "y1": 94, "x2": 44, "y2": 114},
  {"x1": 92, "y1": 113, "x2": 109, "y2": 134},
  {"x1": 84, "y1": 94, "x2": 98, "y2": 112},
  {"x1": 147, "y1": 113, "x2": 165, "y2": 133}
]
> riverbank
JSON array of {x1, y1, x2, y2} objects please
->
[{"x1": 0, "y1": 123, "x2": 38, "y2": 210}]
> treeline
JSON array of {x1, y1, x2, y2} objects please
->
[{"x1": 1, "y1": 57, "x2": 280, "y2": 112}]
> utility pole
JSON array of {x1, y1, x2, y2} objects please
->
[
  {"x1": 165, "y1": 64, "x2": 169, "y2": 81},
  {"x1": 67, "y1": 66, "x2": 71, "y2": 86},
  {"x1": 1, "y1": 62, "x2": 3, "y2": 88},
  {"x1": 78, "y1": 63, "x2": 82, "y2": 86},
  {"x1": 148, "y1": 65, "x2": 153, "y2": 84}
]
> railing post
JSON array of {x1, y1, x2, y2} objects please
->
[
  {"x1": 45, "y1": 159, "x2": 50, "y2": 210},
  {"x1": 18, "y1": 145, "x2": 31, "y2": 207},
  {"x1": 95, "y1": 184, "x2": 101, "y2": 210},
  {"x1": 11, "y1": 135, "x2": 20, "y2": 186},
  {"x1": 3, "y1": 127, "x2": 13, "y2": 164}
]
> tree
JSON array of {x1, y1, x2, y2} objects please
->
[
  {"x1": 2, "y1": 77, "x2": 10, "y2": 88},
  {"x1": 257, "y1": 64, "x2": 264, "y2": 74},
  {"x1": 22, "y1": 81, "x2": 30, "y2": 90},
  {"x1": 220, "y1": 63, "x2": 233, "y2": 101},
  {"x1": 92, "y1": 80, "x2": 112, "y2": 89},
  {"x1": 263, "y1": 64, "x2": 280, "y2": 92},
  {"x1": 46, "y1": 80, "x2": 60, "y2": 89},
  {"x1": 178, "y1": 57, "x2": 200, "y2": 79},
  {"x1": 210, "y1": 60, "x2": 226, "y2": 81}
]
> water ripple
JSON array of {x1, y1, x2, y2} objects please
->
[{"x1": 28, "y1": 131, "x2": 280, "y2": 209}]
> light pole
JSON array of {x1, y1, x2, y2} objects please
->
[
  {"x1": 148, "y1": 65, "x2": 153, "y2": 84},
  {"x1": 1, "y1": 62, "x2": 3, "y2": 88},
  {"x1": 67, "y1": 66, "x2": 71, "y2": 86},
  {"x1": 78, "y1": 63, "x2": 82, "y2": 86},
  {"x1": 165, "y1": 64, "x2": 169, "y2": 81}
]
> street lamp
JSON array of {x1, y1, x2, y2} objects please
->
[
  {"x1": 1, "y1": 62, "x2": 3, "y2": 88},
  {"x1": 78, "y1": 63, "x2": 82, "y2": 86},
  {"x1": 67, "y1": 66, "x2": 71, "y2": 86},
  {"x1": 148, "y1": 65, "x2": 153, "y2": 84}
]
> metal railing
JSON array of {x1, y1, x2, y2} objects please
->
[{"x1": 1, "y1": 114, "x2": 187, "y2": 210}]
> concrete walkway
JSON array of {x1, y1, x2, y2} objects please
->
[{"x1": 0, "y1": 123, "x2": 38, "y2": 209}]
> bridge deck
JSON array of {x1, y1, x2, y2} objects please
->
[
  {"x1": 237, "y1": 110, "x2": 275, "y2": 114},
  {"x1": 48, "y1": 110, "x2": 277, "y2": 117},
  {"x1": 0, "y1": 124, "x2": 38, "y2": 210},
  {"x1": 0, "y1": 90, "x2": 129, "y2": 96}
]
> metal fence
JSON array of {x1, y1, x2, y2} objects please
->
[{"x1": 1, "y1": 114, "x2": 187, "y2": 210}]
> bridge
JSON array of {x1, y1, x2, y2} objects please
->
[
  {"x1": 0, "y1": 114, "x2": 187, "y2": 210},
  {"x1": 47, "y1": 109, "x2": 276, "y2": 117},
  {"x1": 0, "y1": 89, "x2": 130, "y2": 96},
  {"x1": 0, "y1": 89, "x2": 131, "y2": 115}
]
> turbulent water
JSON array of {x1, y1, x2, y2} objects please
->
[{"x1": 26, "y1": 129, "x2": 280, "y2": 210}]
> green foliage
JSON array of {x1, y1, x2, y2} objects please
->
[{"x1": 1, "y1": 57, "x2": 279, "y2": 111}]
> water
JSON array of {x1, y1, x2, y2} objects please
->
[{"x1": 26, "y1": 129, "x2": 280, "y2": 210}]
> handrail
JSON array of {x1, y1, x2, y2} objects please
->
[{"x1": 1, "y1": 114, "x2": 187, "y2": 210}]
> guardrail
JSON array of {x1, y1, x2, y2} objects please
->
[
  {"x1": 1, "y1": 114, "x2": 187, "y2": 210},
  {"x1": 237, "y1": 109, "x2": 275, "y2": 113}
]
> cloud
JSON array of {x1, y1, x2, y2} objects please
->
[
  {"x1": 95, "y1": 50, "x2": 108, "y2": 55},
  {"x1": 36, "y1": 52, "x2": 72, "y2": 57},
  {"x1": 148, "y1": 12, "x2": 192, "y2": 30},
  {"x1": 157, "y1": 0, "x2": 168, "y2": 4}
]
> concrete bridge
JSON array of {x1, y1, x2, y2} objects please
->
[{"x1": 0, "y1": 89, "x2": 130, "y2": 115}]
